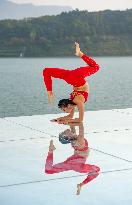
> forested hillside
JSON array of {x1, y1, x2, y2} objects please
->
[{"x1": 0, "y1": 9, "x2": 132, "y2": 57}]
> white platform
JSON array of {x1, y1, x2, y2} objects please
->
[{"x1": 0, "y1": 108, "x2": 132, "y2": 205}]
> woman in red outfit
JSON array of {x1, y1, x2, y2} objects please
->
[
  {"x1": 45, "y1": 123, "x2": 100, "y2": 195},
  {"x1": 43, "y1": 42, "x2": 100, "y2": 123}
]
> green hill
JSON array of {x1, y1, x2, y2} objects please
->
[{"x1": 0, "y1": 9, "x2": 132, "y2": 57}]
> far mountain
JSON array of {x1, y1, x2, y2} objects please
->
[{"x1": 0, "y1": 0, "x2": 73, "y2": 19}]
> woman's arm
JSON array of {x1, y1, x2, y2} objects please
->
[
  {"x1": 51, "y1": 107, "x2": 75, "y2": 122},
  {"x1": 77, "y1": 123, "x2": 85, "y2": 144},
  {"x1": 67, "y1": 107, "x2": 75, "y2": 119},
  {"x1": 69, "y1": 123, "x2": 85, "y2": 146},
  {"x1": 67, "y1": 104, "x2": 84, "y2": 123},
  {"x1": 56, "y1": 95, "x2": 84, "y2": 124},
  {"x1": 67, "y1": 96, "x2": 84, "y2": 123}
]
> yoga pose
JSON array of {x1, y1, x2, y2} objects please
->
[
  {"x1": 43, "y1": 42, "x2": 100, "y2": 123},
  {"x1": 45, "y1": 123, "x2": 100, "y2": 195}
]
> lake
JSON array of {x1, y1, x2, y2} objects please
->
[{"x1": 0, "y1": 56, "x2": 132, "y2": 118}]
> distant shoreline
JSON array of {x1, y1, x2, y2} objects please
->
[
  {"x1": 0, "y1": 55, "x2": 132, "y2": 58},
  {"x1": 0, "y1": 9, "x2": 132, "y2": 57}
]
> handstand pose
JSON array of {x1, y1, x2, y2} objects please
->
[
  {"x1": 45, "y1": 123, "x2": 100, "y2": 195},
  {"x1": 43, "y1": 42, "x2": 100, "y2": 123}
]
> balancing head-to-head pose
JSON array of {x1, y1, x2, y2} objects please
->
[{"x1": 43, "y1": 42, "x2": 100, "y2": 123}]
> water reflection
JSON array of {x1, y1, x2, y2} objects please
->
[{"x1": 45, "y1": 123, "x2": 100, "y2": 195}]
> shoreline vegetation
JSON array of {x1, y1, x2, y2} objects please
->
[{"x1": 0, "y1": 9, "x2": 132, "y2": 57}]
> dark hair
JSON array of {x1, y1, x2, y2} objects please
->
[
  {"x1": 59, "y1": 133, "x2": 76, "y2": 144},
  {"x1": 58, "y1": 99, "x2": 76, "y2": 108},
  {"x1": 59, "y1": 135, "x2": 71, "y2": 144}
]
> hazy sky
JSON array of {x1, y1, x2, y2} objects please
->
[{"x1": 10, "y1": 0, "x2": 132, "y2": 11}]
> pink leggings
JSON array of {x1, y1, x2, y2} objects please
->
[
  {"x1": 45, "y1": 152, "x2": 100, "y2": 186},
  {"x1": 43, "y1": 54, "x2": 100, "y2": 91}
]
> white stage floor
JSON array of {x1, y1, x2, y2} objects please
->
[{"x1": 0, "y1": 108, "x2": 132, "y2": 205}]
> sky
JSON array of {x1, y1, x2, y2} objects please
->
[{"x1": 10, "y1": 0, "x2": 132, "y2": 11}]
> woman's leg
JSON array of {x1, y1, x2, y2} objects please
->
[
  {"x1": 74, "y1": 54, "x2": 100, "y2": 79},
  {"x1": 43, "y1": 56, "x2": 99, "y2": 91},
  {"x1": 43, "y1": 67, "x2": 70, "y2": 91},
  {"x1": 74, "y1": 42, "x2": 100, "y2": 78},
  {"x1": 43, "y1": 43, "x2": 100, "y2": 91},
  {"x1": 45, "y1": 151, "x2": 72, "y2": 174},
  {"x1": 45, "y1": 140, "x2": 73, "y2": 174},
  {"x1": 61, "y1": 54, "x2": 100, "y2": 87},
  {"x1": 81, "y1": 171, "x2": 99, "y2": 185},
  {"x1": 76, "y1": 165, "x2": 100, "y2": 195},
  {"x1": 76, "y1": 172, "x2": 99, "y2": 195}
]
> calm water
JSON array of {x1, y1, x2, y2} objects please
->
[{"x1": 0, "y1": 56, "x2": 132, "y2": 118}]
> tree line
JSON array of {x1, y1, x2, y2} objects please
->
[{"x1": 0, "y1": 9, "x2": 132, "y2": 57}]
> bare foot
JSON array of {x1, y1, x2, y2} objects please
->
[
  {"x1": 75, "y1": 42, "x2": 81, "y2": 56},
  {"x1": 76, "y1": 184, "x2": 82, "y2": 195},
  {"x1": 47, "y1": 91, "x2": 54, "y2": 105},
  {"x1": 49, "y1": 140, "x2": 56, "y2": 152}
]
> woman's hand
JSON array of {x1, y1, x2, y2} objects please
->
[
  {"x1": 50, "y1": 115, "x2": 72, "y2": 122},
  {"x1": 58, "y1": 119, "x2": 69, "y2": 125},
  {"x1": 47, "y1": 91, "x2": 54, "y2": 105},
  {"x1": 50, "y1": 117, "x2": 69, "y2": 124}
]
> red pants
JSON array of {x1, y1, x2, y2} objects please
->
[
  {"x1": 43, "y1": 54, "x2": 100, "y2": 91},
  {"x1": 45, "y1": 152, "x2": 100, "y2": 186}
]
